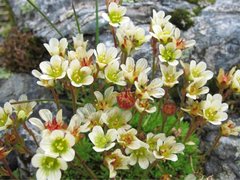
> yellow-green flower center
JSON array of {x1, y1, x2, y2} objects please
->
[
  {"x1": 162, "y1": 49, "x2": 176, "y2": 62},
  {"x1": 107, "y1": 71, "x2": 119, "y2": 82},
  {"x1": 98, "y1": 54, "x2": 108, "y2": 64},
  {"x1": 147, "y1": 138, "x2": 157, "y2": 151},
  {"x1": 159, "y1": 144, "x2": 171, "y2": 157},
  {"x1": 192, "y1": 68, "x2": 201, "y2": 78},
  {"x1": 71, "y1": 70, "x2": 85, "y2": 84},
  {"x1": 41, "y1": 156, "x2": 60, "y2": 171},
  {"x1": 133, "y1": 147, "x2": 147, "y2": 157},
  {"x1": 205, "y1": 108, "x2": 217, "y2": 121},
  {"x1": 0, "y1": 114, "x2": 8, "y2": 127},
  {"x1": 50, "y1": 66, "x2": 63, "y2": 78},
  {"x1": 95, "y1": 134, "x2": 111, "y2": 148},
  {"x1": 108, "y1": 114, "x2": 125, "y2": 129},
  {"x1": 165, "y1": 73, "x2": 175, "y2": 83},
  {"x1": 51, "y1": 137, "x2": 68, "y2": 154},
  {"x1": 109, "y1": 11, "x2": 122, "y2": 23}
]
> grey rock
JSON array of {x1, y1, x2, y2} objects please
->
[
  {"x1": 202, "y1": 117, "x2": 240, "y2": 179},
  {"x1": 184, "y1": 0, "x2": 240, "y2": 71},
  {"x1": 0, "y1": 73, "x2": 50, "y2": 105}
]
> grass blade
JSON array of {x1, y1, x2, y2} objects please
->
[
  {"x1": 95, "y1": 0, "x2": 99, "y2": 46},
  {"x1": 26, "y1": 0, "x2": 63, "y2": 37},
  {"x1": 72, "y1": 1, "x2": 81, "y2": 34}
]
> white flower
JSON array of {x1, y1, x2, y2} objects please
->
[
  {"x1": 10, "y1": 94, "x2": 36, "y2": 120},
  {"x1": 102, "y1": 2, "x2": 130, "y2": 27},
  {"x1": 126, "y1": 142, "x2": 155, "y2": 169},
  {"x1": 151, "y1": 10, "x2": 171, "y2": 27},
  {"x1": 104, "y1": 61, "x2": 126, "y2": 86},
  {"x1": 29, "y1": 109, "x2": 64, "y2": 136},
  {"x1": 135, "y1": 73, "x2": 165, "y2": 100},
  {"x1": 135, "y1": 99, "x2": 157, "y2": 114},
  {"x1": 117, "y1": 128, "x2": 142, "y2": 150},
  {"x1": 39, "y1": 55, "x2": 68, "y2": 80},
  {"x1": 146, "y1": 133, "x2": 166, "y2": 152},
  {"x1": 189, "y1": 60, "x2": 213, "y2": 81},
  {"x1": 67, "y1": 59, "x2": 94, "y2": 87},
  {"x1": 94, "y1": 43, "x2": 118, "y2": 69},
  {"x1": 105, "y1": 149, "x2": 129, "y2": 178},
  {"x1": 101, "y1": 107, "x2": 132, "y2": 130},
  {"x1": 40, "y1": 130, "x2": 75, "y2": 162},
  {"x1": 173, "y1": 28, "x2": 196, "y2": 49},
  {"x1": 150, "y1": 23, "x2": 174, "y2": 43},
  {"x1": 121, "y1": 57, "x2": 151, "y2": 84},
  {"x1": 32, "y1": 152, "x2": 67, "y2": 180},
  {"x1": 201, "y1": 94, "x2": 228, "y2": 125},
  {"x1": 181, "y1": 98, "x2": 202, "y2": 116},
  {"x1": 116, "y1": 21, "x2": 150, "y2": 54},
  {"x1": 44, "y1": 38, "x2": 68, "y2": 57},
  {"x1": 32, "y1": 70, "x2": 55, "y2": 88},
  {"x1": 160, "y1": 64, "x2": 183, "y2": 88},
  {"x1": 94, "y1": 86, "x2": 117, "y2": 111},
  {"x1": 67, "y1": 113, "x2": 87, "y2": 139},
  {"x1": 75, "y1": 47, "x2": 94, "y2": 67},
  {"x1": 88, "y1": 126, "x2": 117, "y2": 152},
  {"x1": 186, "y1": 79, "x2": 209, "y2": 99},
  {"x1": 72, "y1": 34, "x2": 88, "y2": 50},
  {"x1": 0, "y1": 102, "x2": 13, "y2": 131},
  {"x1": 231, "y1": 69, "x2": 240, "y2": 93},
  {"x1": 77, "y1": 103, "x2": 103, "y2": 132},
  {"x1": 153, "y1": 136, "x2": 184, "y2": 161},
  {"x1": 159, "y1": 42, "x2": 182, "y2": 66}
]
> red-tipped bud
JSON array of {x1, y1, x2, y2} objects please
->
[
  {"x1": 117, "y1": 89, "x2": 136, "y2": 110},
  {"x1": 162, "y1": 102, "x2": 177, "y2": 116}
]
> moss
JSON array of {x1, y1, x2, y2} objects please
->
[
  {"x1": 185, "y1": 0, "x2": 216, "y2": 5},
  {"x1": 0, "y1": 28, "x2": 48, "y2": 73},
  {"x1": 169, "y1": 9, "x2": 194, "y2": 31},
  {"x1": 193, "y1": 6, "x2": 203, "y2": 16}
]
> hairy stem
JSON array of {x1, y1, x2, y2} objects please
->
[
  {"x1": 120, "y1": 51, "x2": 127, "y2": 64},
  {"x1": 75, "y1": 152, "x2": 98, "y2": 179},
  {"x1": 137, "y1": 113, "x2": 145, "y2": 133},
  {"x1": 70, "y1": 86, "x2": 78, "y2": 113},
  {"x1": 110, "y1": 25, "x2": 118, "y2": 48},
  {"x1": 205, "y1": 133, "x2": 222, "y2": 156},
  {"x1": 50, "y1": 88, "x2": 60, "y2": 110},
  {"x1": 23, "y1": 122, "x2": 39, "y2": 147}
]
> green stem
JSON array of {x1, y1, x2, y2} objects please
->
[
  {"x1": 26, "y1": 0, "x2": 63, "y2": 37},
  {"x1": 75, "y1": 152, "x2": 98, "y2": 179},
  {"x1": 144, "y1": 160, "x2": 158, "y2": 178},
  {"x1": 23, "y1": 121, "x2": 39, "y2": 147},
  {"x1": 95, "y1": 0, "x2": 99, "y2": 46},
  {"x1": 72, "y1": 1, "x2": 81, "y2": 34}
]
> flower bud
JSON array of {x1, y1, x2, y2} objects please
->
[
  {"x1": 162, "y1": 102, "x2": 177, "y2": 115},
  {"x1": 117, "y1": 89, "x2": 135, "y2": 110},
  {"x1": 221, "y1": 120, "x2": 240, "y2": 137}
]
